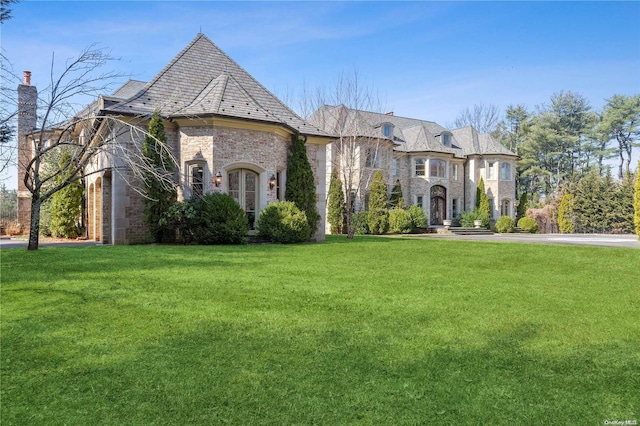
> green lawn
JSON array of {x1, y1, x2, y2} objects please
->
[{"x1": 1, "y1": 236, "x2": 638, "y2": 425}]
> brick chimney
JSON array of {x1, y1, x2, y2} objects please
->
[{"x1": 17, "y1": 71, "x2": 38, "y2": 232}]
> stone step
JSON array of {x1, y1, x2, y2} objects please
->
[{"x1": 447, "y1": 227, "x2": 494, "y2": 236}]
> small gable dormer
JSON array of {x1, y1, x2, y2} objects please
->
[
  {"x1": 441, "y1": 132, "x2": 452, "y2": 147},
  {"x1": 381, "y1": 122, "x2": 394, "y2": 139}
]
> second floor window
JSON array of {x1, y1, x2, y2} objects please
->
[
  {"x1": 500, "y1": 163, "x2": 511, "y2": 180},
  {"x1": 415, "y1": 159, "x2": 425, "y2": 176},
  {"x1": 452, "y1": 163, "x2": 459, "y2": 181},
  {"x1": 487, "y1": 161, "x2": 497, "y2": 180},
  {"x1": 365, "y1": 148, "x2": 378, "y2": 168},
  {"x1": 430, "y1": 159, "x2": 446, "y2": 178}
]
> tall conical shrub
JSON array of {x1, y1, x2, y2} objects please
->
[
  {"x1": 50, "y1": 152, "x2": 84, "y2": 238},
  {"x1": 389, "y1": 179, "x2": 404, "y2": 209},
  {"x1": 285, "y1": 134, "x2": 320, "y2": 237},
  {"x1": 477, "y1": 177, "x2": 491, "y2": 218},
  {"x1": 558, "y1": 193, "x2": 575, "y2": 234},
  {"x1": 143, "y1": 112, "x2": 176, "y2": 243},
  {"x1": 367, "y1": 170, "x2": 389, "y2": 234},
  {"x1": 327, "y1": 168, "x2": 345, "y2": 234}
]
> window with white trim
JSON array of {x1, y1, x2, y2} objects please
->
[
  {"x1": 189, "y1": 163, "x2": 205, "y2": 198},
  {"x1": 487, "y1": 161, "x2": 497, "y2": 180},
  {"x1": 489, "y1": 198, "x2": 495, "y2": 219},
  {"x1": 415, "y1": 158, "x2": 425, "y2": 176},
  {"x1": 392, "y1": 158, "x2": 399, "y2": 176},
  {"x1": 442, "y1": 133, "x2": 451, "y2": 146},
  {"x1": 365, "y1": 147, "x2": 378, "y2": 168},
  {"x1": 500, "y1": 163, "x2": 511, "y2": 181},
  {"x1": 430, "y1": 159, "x2": 446, "y2": 178},
  {"x1": 452, "y1": 198, "x2": 459, "y2": 216},
  {"x1": 452, "y1": 163, "x2": 459, "y2": 181}
]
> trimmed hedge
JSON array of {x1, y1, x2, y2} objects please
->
[
  {"x1": 257, "y1": 201, "x2": 310, "y2": 243},
  {"x1": 517, "y1": 217, "x2": 539, "y2": 233},
  {"x1": 407, "y1": 205, "x2": 428, "y2": 230},
  {"x1": 388, "y1": 208, "x2": 412, "y2": 234},
  {"x1": 495, "y1": 216, "x2": 514, "y2": 233}
]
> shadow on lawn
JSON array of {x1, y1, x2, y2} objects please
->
[{"x1": 2, "y1": 314, "x2": 637, "y2": 425}]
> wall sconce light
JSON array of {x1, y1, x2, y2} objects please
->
[
  {"x1": 268, "y1": 174, "x2": 276, "y2": 190},
  {"x1": 215, "y1": 171, "x2": 222, "y2": 187}
]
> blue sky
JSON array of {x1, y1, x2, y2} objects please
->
[{"x1": 2, "y1": 1, "x2": 640, "y2": 185}]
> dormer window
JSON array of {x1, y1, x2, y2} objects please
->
[
  {"x1": 383, "y1": 123, "x2": 393, "y2": 138},
  {"x1": 442, "y1": 133, "x2": 451, "y2": 146}
]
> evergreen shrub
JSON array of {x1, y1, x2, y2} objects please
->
[
  {"x1": 367, "y1": 170, "x2": 389, "y2": 235},
  {"x1": 177, "y1": 193, "x2": 248, "y2": 245},
  {"x1": 257, "y1": 201, "x2": 310, "y2": 244},
  {"x1": 388, "y1": 208, "x2": 412, "y2": 234},
  {"x1": 558, "y1": 193, "x2": 575, "y2": 234},
  {"x1": 517, "y1": 217, "x2": 539, "y2": 233},
  {"x1": 495, "y1": 216, "x2": 515, "y2": 233},
  {"x1": 354, "y1": 211, "x2": 369, "y2": 235},
  {"x1": 407, "y1": 205, "x2": 428, "y2": 230},
  {"x1": 460, "y1": 209, "x2": 490, "y2": 228}
]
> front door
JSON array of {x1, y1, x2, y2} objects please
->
[
  {"x1": 430, "y1": 185, "x2": 446, "y2": 226},
  {"x1": 228, "y1": 169, "x2": 258, "y2": 230}
]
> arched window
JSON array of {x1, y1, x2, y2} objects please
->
[{"x1": 501, "y1": 199, "x2": 511, "y2": 217}]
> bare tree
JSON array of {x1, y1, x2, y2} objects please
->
[
  {"x1": 18, "y1": 46, "x2": 176, "y2": 250},
  {"x1": 453, "y1": 102, "x2": 501, "y2": 134},
  {"x1": 1, "y1": 51, "x2": 20, "y2": 176},
  {"x1": 307, "y1": 69, "x2": 390, "y2": 238}
]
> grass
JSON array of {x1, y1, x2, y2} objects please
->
[{"x1": 1, "y1": 236, "x2": 638, "y2": 425}]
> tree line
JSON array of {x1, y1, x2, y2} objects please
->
[{"x1": 457, "y1": 93, "x2": 640, "y2": 235}]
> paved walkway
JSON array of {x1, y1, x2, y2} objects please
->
[{"x1": 401, "y1": 232, "x2": 640, "y2": 248}]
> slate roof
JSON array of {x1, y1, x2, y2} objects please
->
[
  {"x1": 310, "y1": 105, "x2": 515, "y2": 158},
  {"x1": 103, "y1": 34, "x2": 329, "y2": 137}
]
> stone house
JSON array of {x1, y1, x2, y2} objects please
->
[
  {"x1": 17, "y1": 34, "x2": 333, "y2": 244},
  {"x1": 17, "y1": 34, "x2": 517, "y2": 244},
  {"x1": 309, "y1": 105, "x2": 518, "y2": 227}
]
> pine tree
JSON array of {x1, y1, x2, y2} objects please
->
[
  {"x1": 389, "y1": 179, "x2": 404, "y2": 209},
  {"x1": 285, "y1": 134, "x2": 320, "y2": 236},
  {"x1": 327, "y1": 168, "x2": 345, "y2": 234},
  {"x1": 634, "y1": 161, "x2": 640, "y2": 238},
  {"x1": 367, "y1": 170, "x2": 389, "y2": 234},
  {"x1": 50, "y1": 152, "x2": 84, "y2": 238},
  {"x1": 558, "y1": 193, "x2": 575, "y2": 234},
  {"x1": 143, "y1": 112, "x2": 176, "y2": 243}
]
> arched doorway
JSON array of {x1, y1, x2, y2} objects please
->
[
  {"x1": 228, "y1": 169, "x2": 259, "y2": 230},
  {"x1": 430, "y1": 185, "x2": 446, "y2": 226}
]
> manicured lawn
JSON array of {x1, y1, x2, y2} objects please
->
[{"x1": 1, "y1": 236, "x2": 638, "y2": 425}]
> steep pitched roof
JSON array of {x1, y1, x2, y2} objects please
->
[
  {"x1": 104, "y1": 34, "x2": 328, "y2": 136},
  {"x1": 451, "y1": 126, "x2": 516, "y2": 157}
]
